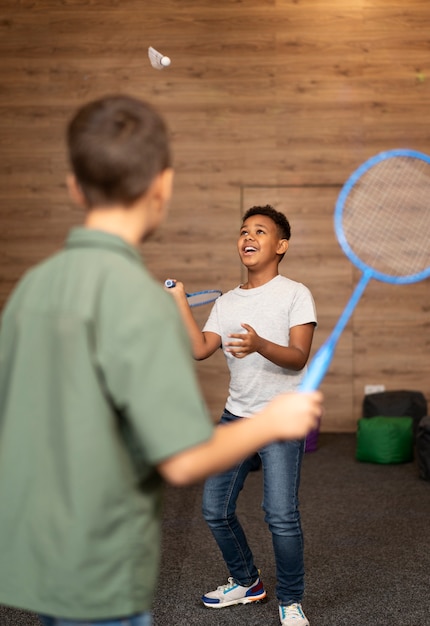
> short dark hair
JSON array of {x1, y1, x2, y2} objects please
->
[
  {"x1": 242, "y1": 205, "x2": 291, "y2": 240},
  {"x1": 67, "y1": 95, "x2": 172, "y2": 208}
]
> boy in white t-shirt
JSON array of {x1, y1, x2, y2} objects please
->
[{"x1": 167, "y1": 205, "x2": 317, "y2": 626}]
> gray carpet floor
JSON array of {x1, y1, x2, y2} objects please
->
[{"x1": 1, "y1": 434, "x2": 429, "y2": 625}]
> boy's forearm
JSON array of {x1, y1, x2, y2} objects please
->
[
  {"x1": 158, "y1": 391, "x2": 323, "y2": 486},
  {"x1": 159, "y1": 415, "x2": 274, "y2": 486},
  {"x1": 172, "y1": 296, "x2": 206, "y2": 357},
  {"x1": 257, "y1": 338, "x2": 308, "y2": 370}
]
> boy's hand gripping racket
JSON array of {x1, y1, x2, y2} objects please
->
[
  {"x1": 301, "y1": 149, "x2": 430, "y2": 391},
  {"x1": 165, "y1": 279, "x2": 222, "y2": 307}
]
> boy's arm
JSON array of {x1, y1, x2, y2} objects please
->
[
  {"x1": 157, "y1": 390, "x2": 323, "y2": 486},
  {"x1": 165, "y1": 280, "x2": 221, "y2": 360},
  {"x1": 226, "y1": 322, "x2": 315, "y2": 370}
]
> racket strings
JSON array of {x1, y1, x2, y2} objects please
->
[
  {"x1": 343, "y1": 157, "x2": 430, "y2": 277},
  {"x1": 187, "y1": 290, "x2": 222, "y2": 307}
]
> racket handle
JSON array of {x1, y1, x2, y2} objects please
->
[
  {"x1": 300, "y1": 340, "x2": 335, "y2": 392},
  {"x1": 164, "y1": 279, "x2": 176, "y2": 288},
  {"x1": 301, "y1": 272, "x2": 371, "y2": 391}
]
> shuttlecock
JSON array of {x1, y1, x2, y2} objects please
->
[{"x1": 148, "y1": 46, "x2": 171, "y2": 70}]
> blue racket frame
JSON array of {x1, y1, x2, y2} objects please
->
[
  {"x1": 164, "y1": 279, "x2": 222, "y2": 307},
  {"x1": 301, "y1": 149, "x2": 430, "y2": 392}
]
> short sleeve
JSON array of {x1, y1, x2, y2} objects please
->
[
  {"x1": 98, "y1": 274, "x2": 213, "y2": 465},
  {"x1": 290, "y1": 284, "x2": 317, "y2": 328}
]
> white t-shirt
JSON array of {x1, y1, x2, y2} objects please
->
[{"x1": 203, "y1": 274, "x2": 317, "y2": 417}]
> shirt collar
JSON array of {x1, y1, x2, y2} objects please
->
[{"x1": 65, "y1": 227, "x2": 143, "y2": 265}]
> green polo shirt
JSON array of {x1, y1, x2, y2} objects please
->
[{"x1": 0, "y1": 227, "x2": 213, "y2": 620}]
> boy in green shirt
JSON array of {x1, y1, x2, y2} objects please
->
[{"x1": 0, "y1": 94, "x2": 322, "y2": 626}]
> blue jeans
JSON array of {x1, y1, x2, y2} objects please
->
[
  {"x1": 202, "y1": 408, "x2": 305, "y2": 605},
  {"x1": 38, "y1": 613, "x2": 152, "y2": 626}
]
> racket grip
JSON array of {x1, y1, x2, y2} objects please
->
[
  {"x1": 164, "y1": 279, "x2": 176, "y2": 288},
  {"x1": 300, "y1": 341, "x2": 334, "y2": 392}
]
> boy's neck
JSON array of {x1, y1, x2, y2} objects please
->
[
  {"x1": 241, "y1": 268, "x2": 279, "y2": 289},
  {"x1": 84, "y1": 211, "x2": 140, "y2": 246},
  {"x1": 67, "y1": 170, "x2": 172, "y2": 248},
  {"x1": 84, "y1": 202, "x2": 151, "y2": 247}
]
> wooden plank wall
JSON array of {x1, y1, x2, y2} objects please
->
[{"x1": 1, "y1": 0, "x2": 429, "y2": 431}]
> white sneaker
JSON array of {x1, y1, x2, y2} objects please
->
[
  {"x1": 201, "y1": 576, "x2": 266, "y2": 608},
  {"x1": 279, "y1": 603, "x2": 310, "y2": 625}
]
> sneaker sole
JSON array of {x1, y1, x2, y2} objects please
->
[{"x1": 202, "y1": 591, "x2": 267, "y2": 608}]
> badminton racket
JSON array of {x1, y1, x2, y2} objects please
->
[
  {"x1": 165, "y1": 279, "x2": 222, "y2": 307},
  {"x1": 301, "y1": 148, "x2": 430, "y2": 392},
  {"x1": 148, "y1": 46, "x2": 171, "y2": 69}
]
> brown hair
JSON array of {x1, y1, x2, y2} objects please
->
[{"x1": 67, "y1": 95, "x2": 172, "y2": 208}]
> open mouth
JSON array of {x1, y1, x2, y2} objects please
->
[{"x1": 243, "y1": 246, "x2": 258, "y2": 255}]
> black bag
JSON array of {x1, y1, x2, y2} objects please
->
[
  {"x1": 416, "y1": 416, "x2": 430, "y2": 481},
  {"x1": 362, "y1": 390, "x2": 428, "y2": 437}
]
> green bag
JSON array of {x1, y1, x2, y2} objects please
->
[{"x1": 356, "y1": 416, "x2": 414, "y2": 464}]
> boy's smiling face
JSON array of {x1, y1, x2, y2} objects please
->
[{"x1": 238, "y1": 213, "x2": 288, "y2": 269}]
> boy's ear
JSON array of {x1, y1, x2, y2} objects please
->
[
  {"x1": 278, "y1": 239, "x2": 289, "y2": 255},
  {"x1": 66, "y1": 174, "x2": 88, "y2": 208},
  {"x1": 151, "y1": 168, "x2": 174, "y2": 206}
]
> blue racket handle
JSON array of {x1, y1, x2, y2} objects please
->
[
  {"x1": 300, "y1": 270, "x2": 371, "y2": 391},
  {"x1": 165, "y1": 279, "x2": 176, "y2": 288},
  {"x1": 300, "y1": 340, "x2": 337, "y2": 392}
]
